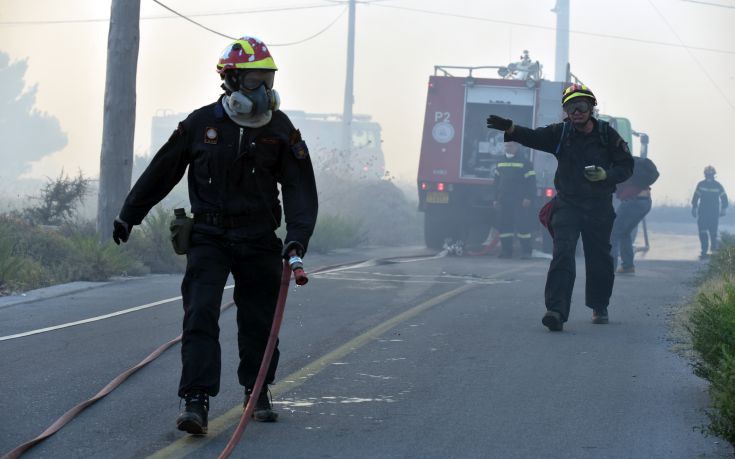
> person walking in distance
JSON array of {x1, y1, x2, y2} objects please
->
[
  {"x1": 692, "y1": 165, "x2": 728, "y2": 259},
  {"x1": 487, "y1": 84, "x2": 633, "y2": 331},
  {"x1": 494, "y1": 142, "x2": 537, "y2": 259},
  {"x1": 610, "y1": 156, "x2": 659, "y2": 274},
  {"x1": 112, "y1": 36, "x2": 318, "y2": 434}
]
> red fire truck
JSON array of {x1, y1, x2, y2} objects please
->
[{"x1": 417, "y1": 53, "x2": 563, "y2": 250}]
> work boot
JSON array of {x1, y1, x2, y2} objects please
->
[
  {"x1": 592, "y1": 307, "x2": 609, "y2": 324},
  {"x1": 541, "y1": 310, "x2": 563, "y2": 332},
  {"x1": 244, "y1": 387, "x2": 278, "y2": 422},
  {"x1": 616, "y1": 266, "x2": 635, "y2": 275},
  {"x1": 176, "y1": 391, "x2": 209, "y2": 435}
]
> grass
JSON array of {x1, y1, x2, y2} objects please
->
[{"x1": 683, "y1": 232, "x2": 735, "y2": 448}]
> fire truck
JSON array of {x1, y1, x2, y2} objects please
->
[{"x1": 417, "y1": 52, "x2": 646, "y2": 251}]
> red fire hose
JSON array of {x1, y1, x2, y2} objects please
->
[{"x1": 218, "y1": 254, "x2": 307, "y2": 459}]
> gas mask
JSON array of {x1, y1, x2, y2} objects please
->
[{"x1": 226, "y1": 83, "x2": 280, "y2": 116}]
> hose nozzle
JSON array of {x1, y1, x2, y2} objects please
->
[{"x1": 288, "y1": 255, "x2": 309, "y2": 285}]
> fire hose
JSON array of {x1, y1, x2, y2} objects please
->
[
  {"x1": 218, "y1": 254, "x2": 306, "y2": 459},
  {"x1": 3, "y1": 251, "x2": 443, "y2": 458}
]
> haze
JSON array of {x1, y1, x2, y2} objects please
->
[{"x1": 1, "y1": 0, "x2": 733, "y2": 204}]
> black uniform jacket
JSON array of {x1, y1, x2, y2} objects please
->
[
  {"x1": 119, "y1": 98, "x2": 318, "y2": 251},
  {"x1": 505, "y1": 118, "x2": 633, "y2": 207},
  {"x1": 494, "y1": 158, "x2": 536, "y2": 203},
  {"x1": 692, "y1": 179, "x2": 728, "y2": 218}
]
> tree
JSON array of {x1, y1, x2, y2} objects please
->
[{"x1": 0, "y1": 52, "x2": 67, "y2": 180}]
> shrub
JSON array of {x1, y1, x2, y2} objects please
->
[
  {"x1": 22, "y1": 170, "x2": 90, "y2": 225},
  {"x1": 706, "y1": 350, "x2": 735, "y2": 445},
  {"x1": 689, "y1": 284, "x2": 735, "y2": 381},
  {"x1": 307, "y1": 213, "x2": 363, "y2": 253},
  {"x1": 122, "y1": 205, "x2": 186, "y2": 273}
]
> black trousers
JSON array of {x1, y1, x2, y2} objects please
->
[
  {"x1": 698, "y1": 213, "x2": 719, "y2": 254},
  {"x1": 178, "y1": 231, "x2": 283, "y2": 397},
  {"x1": 545, "y1": 198, "x2": 615, "y2": 321},
  {"x1": 497, "y1": 200, "x2": 534, "y2": 255}
]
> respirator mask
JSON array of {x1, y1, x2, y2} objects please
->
[{"x1": 223, "y1": 70, "x2": 280, "y2": 116}]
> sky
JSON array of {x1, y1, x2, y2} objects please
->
[{"x1": 0, "y1": 0, "x2": 734, "y2": 204}]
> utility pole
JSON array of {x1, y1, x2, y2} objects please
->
[
  {"x1": 96, "y1": 0, "x2": 141, "y2": 241},
  {"x1": 553, "y1": 0, "x2": 570, "y2": 83},
  {"x1": 341, "y1": 0, "x2": 356, "y2": 155}
]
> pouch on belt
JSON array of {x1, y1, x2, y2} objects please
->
[{"x1": 170, "y1": 208, "x2": 194, "y2": 255}]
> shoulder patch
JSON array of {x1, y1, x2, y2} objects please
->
[{"x1": 289, "y1": 129, "x2": 309, "y2": 159}]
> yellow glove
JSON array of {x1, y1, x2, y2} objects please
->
[{"x1": 584, "y1": 166, "x2": 607, "y2": 182}]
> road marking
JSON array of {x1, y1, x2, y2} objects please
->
[
  {"x1": 0, "y1": 285, "x2": 233, "y2": 342},
  {"x1": 148, "y1": 265, "x2": 524, "y2": 459},
  {"x1": 0, "y1": 256, "x2": 438, "y2": 342}
]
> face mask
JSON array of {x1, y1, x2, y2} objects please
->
[
  {"x1": 226, "y1": 84, "x2": 279, "y2": 116},
  {"x1": 505, "y1": 152, "x2": 516, "y2": 159}
]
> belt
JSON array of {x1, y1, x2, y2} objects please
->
[{"x1": 194, "y1": 212, "x2": 266, "y2": 229}]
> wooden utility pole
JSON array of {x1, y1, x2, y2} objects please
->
[
  {"x1": 96, "y1": 0, "x2": 141, "y2": 241},
  {"x1": 340, "y1": 0, "x2": 356, "y2": 155}
]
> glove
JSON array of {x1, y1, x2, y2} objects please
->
[
  {"x1": 112, "y1": 217, "x2": 132, "y2": 245},
  {"x1": 486, "y1": 115, "x2": 513, "y2": 132},
  {"x1": 692, "y1": 207, "x2": 698, "y2": 218},
  {"x1": 282, "y1": 240, "x2": 305, "y2": 259},
  {"x1": 584, "y1": 167, "x2": 607, "y2": 182}
]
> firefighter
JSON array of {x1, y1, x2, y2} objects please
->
[
  {"x1": 112, "y1": 36, "x2": 318, "y2": 434},
  {"x1": 487, "y1": 84, "x2": 633, "y2": 331},
  {"x1": 494, "y1": 142, "x2": 536, "y2": 258},
  {"x1": 692, "y1": 165, "x2": 728, "y2": 259}
]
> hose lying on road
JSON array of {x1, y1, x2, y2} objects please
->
[
  {"x1": 218, "y1": 260, "x2": 294, "y2": 459},
  {"x1": 1, "y1": 252, "x2": 442, "y2": 458},
  {"x1": 0, "y1": 300, "x2": 235, "y2": 459}
]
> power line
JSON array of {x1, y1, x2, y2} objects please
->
[
  {"x1": 681, "y1": 0, "x2": 735, "y2": 9},
  {"x1": 151, "y1": 0, "x2": 234, "y2": 40},
  {"x1": 0, "y1": 3, "x2": 339, "y2": 26},
  {"x1": 647, "y1": 0, "x2": 735, "y2": 111},
  {"x1": 270, "y1": 7, "x2": 347, "y2": 46},
  {"x1": 369, "y1": 3, "x2": 735, "y2": 56},
  {"x1": 149, "y1": 0, "x2": 345, "y2": 46}
]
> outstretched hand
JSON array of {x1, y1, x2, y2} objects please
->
[{"x1": 486, "y1": 115, "x2": 513, "y2": 132}]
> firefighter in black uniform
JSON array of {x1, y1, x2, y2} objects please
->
[
  {"x1": 487, "y1": 84, "x2": 633, "y2": 331},
  {"x1": 692, "y1": 165, "x2": 728, "y2": 259},
  {"x1": 494, "y1": 142, "x2": 536, "y2": 258},
  {"x1": 112, "y1": 36, "x2": 318, "y2": 434}
]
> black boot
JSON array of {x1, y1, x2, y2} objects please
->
[
  {"x1": 244, "y1": 387, "x2": 278, "y2": 422},
  {"x1": 499, "y1": 238, "x2": 513, "y2": 259},
  {"x1": 176, "y1": 391, "x2": 209, "y2": 435}
]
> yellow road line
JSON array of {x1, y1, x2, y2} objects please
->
[{"x1": 148, "y1": 266, "x2": 525, "y2": 459}]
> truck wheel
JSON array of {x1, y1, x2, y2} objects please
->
[{"x1": 424, "y1": 207, "x2": 449, "y2": 249}]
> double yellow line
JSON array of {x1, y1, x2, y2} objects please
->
[{"x1": 149, "y1": 266, "x2": 524, "y2": 458}]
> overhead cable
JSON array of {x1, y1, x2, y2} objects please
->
[
  {"x1": 0, "y1": 3, "x2": 338, "y2": 26},
  {"x1": 647, "y1": 0, "x2": 735, "y2": 111},
  {"x1": 150, "y1": 0, "x2": 345, "y2": 46},
  {"x1": 369, "y1": 3, "x2": 735, "y2": 56}
]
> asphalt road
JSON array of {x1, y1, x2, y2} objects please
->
[{"x1": 1, "y1": 235, "x2": 731, "y2": 458}]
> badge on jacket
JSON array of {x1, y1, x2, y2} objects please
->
[
  {"x1": 289, "y1": 129, "x2": 309, "y2": 160},
  {"x1": 204, "y1": 127, "x2": 219, "y2": 144}
]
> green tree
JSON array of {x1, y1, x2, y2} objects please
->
[{"x1": 0, "y1": 51, "x2": 67, "y2": 180}]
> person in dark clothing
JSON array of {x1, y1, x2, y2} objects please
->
[
  {"x1": 494, "y1": 142, "x2": 537, "y2": 258},
  {"x1": 112, "y1": 36, "x2": 318, "y2": 434},
  {"x1": 611, "y1": 156, "x2": 659, "y2": 274},
  {"x1": 692, "y1": 165, "x2": 728, "y2": 259},
  {"x1": 487, "y1": 84, "x2": 633, "y2": 331}
]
